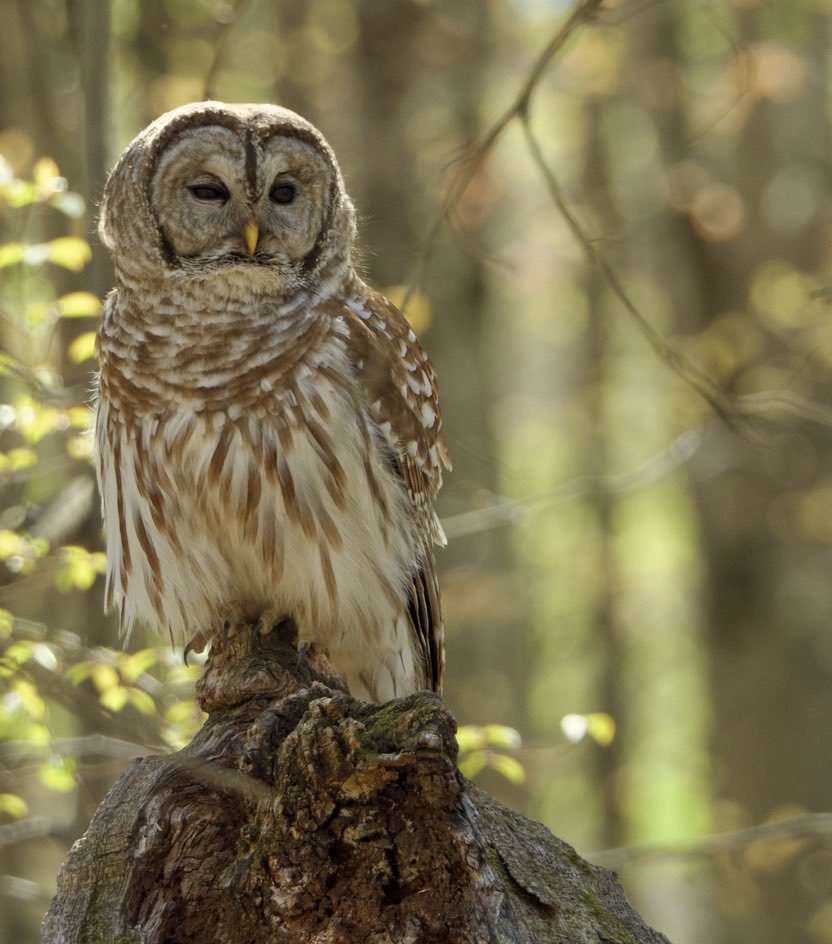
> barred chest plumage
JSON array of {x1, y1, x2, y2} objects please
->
[{"x1": 95, "y1": 286, "x2": 424, "y2": 701}]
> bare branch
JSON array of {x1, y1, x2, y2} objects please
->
[
  {"x1": 519, "y1": 113, "x2": 755, "y2": 438},
  {"x1": 442, "y1": 428, "x2": 709, "y2": 540},
  {"x1": 201, "y1": 0, "x2": 255, "y2": 101},
  {"x1": 405, "y1": 0, "x2": 605, "y2": 308},
  {"x1": 591, "y1": 811, "x2": 832, "y2": 868}
]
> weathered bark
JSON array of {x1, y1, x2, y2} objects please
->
[{"x1": 43, "y1": 623, "x2": 671, "y2": 944}]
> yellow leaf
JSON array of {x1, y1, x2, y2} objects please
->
[
  {"x1": 66, "y1": 661, "x2": 95, "y2": 685},
  {"x1": 47, "y1": 237, "x2": 91, "y2": 272},
  {"x1": 456, "y1": 725, "x2": 486, "y2": 753},
  {"x1": 67, "y1": 406, "x2": 92, "y2": 429},
  {"x1": 458, "y1": 749, "x2": 487, "y2": 779},
  {"x1": 68, "y1": 332, "x2": 97, "y2": 364},
  {"x1": 33, "y1": 157, "x2": 61, "y2": 195},
  {"x1": 58, "y1": 292, "x2": 102, "y2": 318},
  {"x1": 0, "y1": 793, "x2": 28, "y2": 818},
  {"x1": 39, "y1": 757, "x2": 77, "y2": 793},
  {"x1": 127, "y1": 688, "x2": 156, "y2": 716},
  {"x1": 489, "y1": 753, "x2": 526, "y2": 785},
  {"x1": 118, "y1": 648, "x2": 160, "y2": 683},
  {"x1": 91, "y1": 663, "x2": 119, "y2": 693},
  {"x1": 0, "y1": 242, "x2": 25, "y2": 267},
  {"x1": 100, "y1": 686, "x2": 129, "y2": 712},
  {"x1": 585, "y1": 712, "x2": 616, "y2": 747},
  {"x1": 482, "y1": 724, "x2": 522, "y2": 750}
]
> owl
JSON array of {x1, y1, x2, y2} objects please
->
[{"x1": 95, "y1": 101, "x2": 450, "y2": 702}]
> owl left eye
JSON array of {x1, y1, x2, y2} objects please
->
[
  {"x1": 269, "y1": 183, "x2": 296, "y2": 205},
  {"x1": 188, "y1": 183, "x2": 229, "y2": 202}
]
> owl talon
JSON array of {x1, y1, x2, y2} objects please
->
[
  {"x1": 297, "y1": 640, "x2": 312, "y2": 669},
  {"x1": 249, "y1": 618, "x2": 265, "y2": 650},
  {"x1": 222, "y1": 620, "x2": 232, "y2": 645}
]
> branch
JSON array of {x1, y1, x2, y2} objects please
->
[
  {"x1": 591, "y1": 811, "x2": 832, "y2": 868},
  {"x1": 405, "y1": 0, "x2": 604, "y2": 307},
  {"x1": 44, "y1": 621, "x2": 672, "y2": 944},
  {"x1": 518, "y1": 113, "x2": 756, "y2": 438}
]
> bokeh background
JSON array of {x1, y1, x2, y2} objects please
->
[{"x1": 1, "y1": 1, "x2": 831, "y2": 942}]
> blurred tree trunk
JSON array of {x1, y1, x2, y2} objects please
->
[
  {"x1": 42, "y1": 624, "x2": 672, "y2": 944},
  {"x1": 347, "y1": 0, "x2": 533, "y2": 767},
  {"x1": 581, "y1": 99, "x2": 626, "y2": 850},
  {"x1": 631, "y1": 3, "x2": 832, "y2": 941}
]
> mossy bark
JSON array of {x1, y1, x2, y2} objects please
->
[{"x1": 43, "y1": 624, "x2": 671, "y2": 944}]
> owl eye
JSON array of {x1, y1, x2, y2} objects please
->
[
  {"x1": 188, "y1": 182, "x2": 229, "y2": 202},
  {"x1": 269, "y1": 183, "x2": 296, "y2": 205}
]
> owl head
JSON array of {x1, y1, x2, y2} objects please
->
[{"x1": 99, "y1": 101, "x2": 357, "y2": 297}]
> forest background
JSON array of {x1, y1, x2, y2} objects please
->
[{"x1": 0, "y1": 1, "x2": 830, "y2": 942}]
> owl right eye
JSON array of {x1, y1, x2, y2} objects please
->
[{"x1": 188, "y1": 183, "x2": 229, "y2": 202}]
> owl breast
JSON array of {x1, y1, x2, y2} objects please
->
[{"x1": 96, "y1": 299, "x2": 423, "y2": 701}]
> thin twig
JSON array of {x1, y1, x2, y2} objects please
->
[
  {"x1": 201, "y1": 0, "x2": 255, "y2": 101},
  {"x1": 405, "y1": 0, "x2": 605, "y2": 308},
  {"x1": 519, "y1": 112, "x2": 755, "y2": 438},
  {"x1": 442, "y1": 427, "x2": 711, "y2": 540},
  {"x1": 590, "y1": 812, "x2": 832, "y2": 868}
]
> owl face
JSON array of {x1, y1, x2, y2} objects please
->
[
  {"x1": 151, "y1": 126, "x2": 332, "y2": 270},
  {"x1": 99, "y1": 102, "x2": 357, "y2": 297}
]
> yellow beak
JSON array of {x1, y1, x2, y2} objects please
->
[{"x1": 242, "y1": 220, "x2": 259, "y2": 255}]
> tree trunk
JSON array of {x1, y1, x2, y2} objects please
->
[{"x1": 43, "y1": 622, "x2": 671, "y2": 944}]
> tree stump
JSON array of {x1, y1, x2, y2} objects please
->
[{"x1": 42, "y1": 623, "x2": 672, "y2": 943}]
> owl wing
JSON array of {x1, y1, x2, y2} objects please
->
[{"x1": 343, "y1": 281, "x2": 451, "y2": 693}]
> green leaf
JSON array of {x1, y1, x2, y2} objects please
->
[
  {"x1": 585, "y1": 712, "x2": 616, "y2": 747},
  {"x1": 5, "y1": 641, "x2": 33, "y2": 665},
  {"x1": 456, "y1": 725, "x2": 486, "y2": 753},
  {"x1": 14, "y1": 395, "x2": 58, "y2": 444},
  {"x1": 33, "y1": 157, "x2": 62, "y2": 194},
  {"x1": 39, "y1": 756, "x2": 77, "y2": 793},
  {"x1": 118, "y1": 648, "x2": 160, "y2": 683},
  {"x1": 0, "y1": 180, "x2": 38, "y2": 208},
  {"x1": 0, "y1": 448, "x2": 38, "y2": 472},
  {"x1": 68, "y1": 331, "x2": 97, "y2": 364},
  {"x1": 458, "y1": 749, "x2": 487, "y2": 779},
  {"x1": 0, "y1": 793, "x2": 29, "y2": 818},
  {"x1": 560, "y1": 712, "x2": 616, "y2": 746},
  {"x1": 55, "y1": 545, "x2": 106, "y2": 592},
  {"x1": 489, "y1": 753, "x2": 526, "y2": 785},
  {"x1": 67, "y1": 406, "x2": 92, "y2": 429},
  {"x1": 50, "y1": 191, "x2": 86, "y2": 219},
  {"x1": 46, "y1": 237, "x2": 91, "y2": 272},
  {"x1": 58, "y1": 292, "x2": 102, "y2": 318},
  {"x1": 12, "y1": 679, "x2": 46, "y2": 721},
  {"x1": 91, "y1": 663, "x2": 120, "y2": 694},
  {"x1": 100, "y1": 685, "x2": 129, "y2": 712},
  {"x1": 66, "y1": 660, "x2": 95, "y2": 685},
  {"x1": 482, "y1": 724, "x2": 522, "y2": 750},
  {"x1": 126, "y1": 687, "x2": 156, "y2": 716},
  {"x1": 0, "y1": 243, "x2": 25, "y2": 267}
]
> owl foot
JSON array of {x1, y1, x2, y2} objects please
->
[{"x1": 242, "y1": 612, "x2": 294, "y2": 654}]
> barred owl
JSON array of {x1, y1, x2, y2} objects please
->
[{"x1": 95, "y1": 101, "x2": 450, "y2": 702}]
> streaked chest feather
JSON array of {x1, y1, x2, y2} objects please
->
[{"x1": 96, "y1": 315, "x2": 418, "y2": 669}]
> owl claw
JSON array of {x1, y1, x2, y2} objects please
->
[
  {"x1": 183, "y1": 639, "x2": 197, "y2": 665},
  {"x1": 222, "y1": 620, "x2": 232, "y2": 645},
  {"x1": 250, "y1": 618, "x2": 265, "y2": 650},
  {"x1": 297, "y1": 640, "x2": 312, "y2": 669}
]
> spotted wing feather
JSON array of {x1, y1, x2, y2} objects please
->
[{"x1": 343, "y1": 280, "x2": 451, "y2": 691}]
